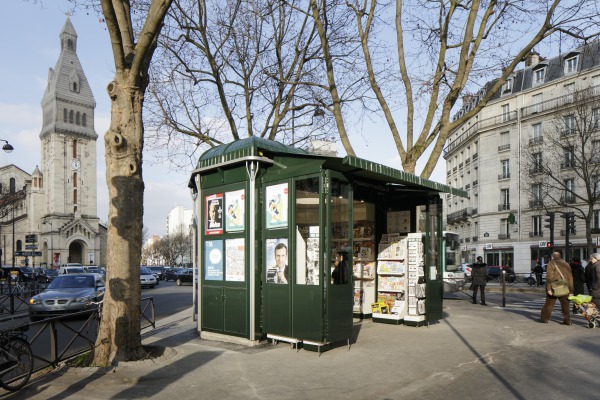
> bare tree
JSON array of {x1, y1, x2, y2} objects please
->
[
  {"x1": 522, "y1": 85, "x2": 600, "y2": 257},
  {"x1": 310, "y1": 0, "x2": 600, "y2": 177},
  {"x1": 91, "y1": 0, "x2": 174, "y2": 366},
  {"x1": 143, "y1": 0, "x2": 362, "y2": 166}
]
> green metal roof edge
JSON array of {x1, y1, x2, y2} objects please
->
[
  {"x1": 195, "y1": 137, "x2": 312, "y2": 169},
  {"x1": 342, "y1": 156, "x2": 467, "y2": 197}
]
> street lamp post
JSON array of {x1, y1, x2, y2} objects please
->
[
  {"x1": 43, "y1": 220, "x2": 53, "y2": 269},
  {"x1": 0, "y1": 139, "x2": 15, "y2": 267}
]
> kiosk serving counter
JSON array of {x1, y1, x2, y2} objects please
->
[{"x1": 188, "y1": 137, "x2": 465, "y2": 350}]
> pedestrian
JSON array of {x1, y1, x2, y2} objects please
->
[
  {"x1": 569, "y1": 257, "x2": 585, "y2": 295},
  {"x1": 585, "y1": 255, "x2": 598, "y2": 295},
  {"x1": 590, "y1": 253, "x2": 600, "y2": 309},
  {"x1": 471, "y1": 256, "x2": 487, "y2": 305},
  {"x1": 540, "y1": 252, "x2": 574, "y2": 325},
  {"x1": 533, "y1": 261, "x2": 544, "y2": 287}
]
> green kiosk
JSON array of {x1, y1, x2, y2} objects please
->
[{"x1": 188, "y1": 137, "x2": 465, "y2": 350}]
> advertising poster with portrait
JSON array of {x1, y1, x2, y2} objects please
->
[
  {"x1": 225, "y1": 238, "x2": 245, "y2": 281},
  {"x1": 265, "y1": 238, "x2": 288, "y2": 284},
  {"x1": 205, "y1": 193, "x2": 224, "y2": 235},
  {"x1": 205, "y1": 240, "x2": 224, "y2": 281},
  {"x1": 265, "y1": 183, "x2": 288, "y2": 229},
  {"x1": 225, "y1": 190, "x2": 245, "y2": 232}
]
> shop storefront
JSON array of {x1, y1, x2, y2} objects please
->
[{"x1": 188, "y1": 137, "x2": 465, "y2": 349}]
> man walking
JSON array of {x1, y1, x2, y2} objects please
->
[{"x1": 540, "y1": 252, "x2": 574, "y2": 325}]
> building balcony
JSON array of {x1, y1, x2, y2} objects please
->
[
  {"x1": 472, "y1": 180, "x2": 478, "y2": 187},
  {"x1": 459, "y1": 162, "x2": 464, "y2": 170},
  {"x1": 560, "y1": 229, "x2": 576, "y2": 236},
  {"x1": 479, "y1": 110, "x2": 518, "y2": 130},
  {"x1": 529, "y1": 231, "x2": 544, "y2": 238},
  {"x1": 498, "y1": 173, "x2": 510, "y2": 180},
  {"x1": 498, "y1": 233, "x2": 511, "y2": 240},
  {"x1": 465, "y1": 237, "x2": 471, "y2": 243},
  {"x1": 498, "y1": 203, "x2": 511, "y2": 211},
  {"x1": 561, "y1": 129, "x2": 576, "y2": 137},
  {"x1": 529, "y1": 200, "x2": 544, "y2": 209},
  {"x1": 472, "y1": 208, "x2": 478, "y2": 215},
  {"x1": 529, "y1": 136, "x2": 544, "y2": 145},
  {"x1": 473, "y1": 153, "x2": 478, "y2": 160},
  {"x1": 465, "y1": 183, "x2": 471, "y2": 190},
  {"x1": 529, "y1": 167, "x2": 543, "y2": 175},
  {"x1": 521, "y1": 84, "x2": 600, "y2": 118},
  {"x1": 559, "y1": 195, "x2": 576, "y2": 205},
  {"x1": 560, "y1": 162, "x2": 574, "y2": 170},
  {"x1": 498, "y1": 143, "x2": 511, "y2": 152},
  {"x1": 465, "y1": 158, "x2": 471, "y2": 165},
  {"x1": 472, "y1": 236, "x2": 478, "y2": 242}
]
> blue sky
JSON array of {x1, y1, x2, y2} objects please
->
[
  {"x1": 0, "y1": 1, "x2": 195, "y2": 237},
  {"x1": 0, "y1": 1, "x2": 446, "y2": 237}
]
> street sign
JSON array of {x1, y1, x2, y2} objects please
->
[
  {"x1": 25, "y1": 234, "x2": 37, "y2": 243},
  {"x1": 25, "y1": 244, "x2": 38, "y2": 250},
  {"x1": 538, "y1": 240, "x2": 548, "y2": 248},
  {"x1": 485, "y1": 243, "x2": 493, "y2": 250},
  {"x1": 14, "y1": 251, "x2": 42, "y2": 257}
]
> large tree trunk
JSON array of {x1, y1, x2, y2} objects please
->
[{"x1": 93, "y1": 76, "x2": 146, "y2": 365}]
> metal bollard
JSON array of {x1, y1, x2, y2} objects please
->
[{"x1": 501, "y1": 270, "x2": 506, "y2": 307}]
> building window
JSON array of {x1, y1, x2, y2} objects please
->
[
  {"x1": 502, "y1": 104, "x2": 510, "y2": 122},
  {"x1": 501, "y1": 159, "x2": 510, "y2": 178},
  {"x1": 73, "y1": 172, "x2": 78, "y2": 188},
  {"x1": 532, "y1": 93, "x2": 542, "y2": 113},
  {"x1": 74, "y1": 189, "x2": 78, "y2": 205},
  {"x1": 593, "y1": 175, "x2": 600, "y2": 195},
  {"x1": 534, "y1": 68, "x2": 545, "y2": 85},
  {"x1": 16, "y1": 240, "x2": 22, "y2": 252},
  {"x1": 502, "y1": 79, "x2": 512, "y2": 94},
  {"x1": 73, "y1": 139, "x2": 77, "y2": 158},
  {"x1": 593, "y1": 108, "x2": 599, "y2": 130},
  {"x1": 9, "y1": 178, "x2": 15, "y2": 193},
  {"x1": 565, "y1": 83, "x2": 575, "y2": 103},
  {"x1": 532, "y1": 215, "x2": 542, "y2": 236},
  {"x1": 76, "y1": 112, "x2": 80, "y2": 125},
  {"x1": 565, "y1": 55, "x2": 578, "y2": 74},
  {"x1": 69, "y1": 110, "x2": 74, "y2": 123},
  {"x1": 82, "y1": 113, "x2": 87, "y2": 127},
  {"x1": 563, "y1": 147, "x2": 574, "y2": 168},
  {"x1": 564, "y1": 178, "x2": 575, "y2": 203},
  {"x1": 532, "y1": 183, "x2": 542, "y2": 203},
  {"x1": 594, "y1": 210, "x2": 600, "y2": 230},
  {"x1": 564, "y1": 115, "x2": 576, "y2": 135},
  {"x1": 532, "y1": 123, "x2": 542, "y2": 141},
  {"x1": 532, "y1": 152, "x2": 542, "y2": 173},
  {"x1": 63, "y1": 108, "x2": 68, "y2": 123}
]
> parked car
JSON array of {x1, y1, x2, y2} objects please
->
[
  {"x1": 163, "y1": 267, "x2": 184, "y2": 282},
  {"x1": 175, "y1": 268, "x2": 195, "y2": 286},
  {"x1": 486, "y1": 266, "x2": 516, "y2": 283},
  {"x1": 526, "y1": 266, "x2": 547, "y2": 286},
  {"x1": 84, "y1": 266, "x2": 102, "y2": 274},
  {"x1": 145, "y1": 266, "x2": 165, "y2": 281},
  {"x1": 459, "y1": 263, "x2": 472, "y2": 278},
  {"x1": 1, "y1": 267, "x2": 37, "y2": 282},
  {"x1": 59, "y1": 265, "x2": 86, "y2": 275},
  {"x1": 140, "y1": 267, "x2": 157, "y2": 288},
  {"x1": 28, "y1": 273, "x2": 105, "y2": 320},
  {"x1": 35, "y1": 267, "x2": 59, "y2": 284}
]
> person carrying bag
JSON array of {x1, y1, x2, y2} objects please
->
[{"x1": 540, "y1": 252, "x2": 574, "y2": 325}]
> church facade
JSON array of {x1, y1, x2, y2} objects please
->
[{"x1": 0, "y1": 18, "x2": 106, "y2": 269}]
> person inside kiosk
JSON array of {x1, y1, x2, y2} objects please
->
[
  {"x1": 267, "y1": 243, "x2": 289, "y2": 284},
  {"x1": 332, "y1": 250, "x2": 348, "y2": 285}
]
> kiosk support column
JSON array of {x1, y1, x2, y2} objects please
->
[{"x1": 246, "y1": 161, "x2": 259, "y2": 341}]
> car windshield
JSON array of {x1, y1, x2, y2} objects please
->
[
  {"x1": 46, "y1": 269, "x2": 59, "y2": 276},
  {"x1": 66, "y1": 268, "x2": 86, "y2": 274},
  {"x1": 48, "y1": 275, "x2": 96, "y2": 289},
  {"x1": 140, "y1": 268, "x2": 153, "y2": 275},
  {"x1": 148, "y1": 267, "x2": 162, "y2": 272}
]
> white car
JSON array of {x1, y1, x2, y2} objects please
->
[
  {"x1": 459, "y1": 263, "x2": 472, "y2": 277},
  {"x1": 140, "y1": 267, "x2": 157, "y2": 288}
]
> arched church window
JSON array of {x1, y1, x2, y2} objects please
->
[
  {"x1": 39, "y1": 177, "x2": 43, "y2": 189},
  {"x1": 73, "y1": 139, "x2": 77, "y2": 158},
  {"x1": 74, "y1": 189, "x2": 78, "y2": 205},
  {"x1": 73, "y1": 82, "x2": 78, "y2": 92},
  {"x1": 82, "y1": 113, "x2": 87, "y2": 127},
  {"x1": 73, "y1": 172, "x2": 78, "y2": 188},
  {"x1": 76, "y1": 112, "x2": 80, "y2": 125},
  {"x1": 9, "y1": 178, "x2": 15, "y2": 193},
  {"x1": 64, "y1": 108, "x2": 68, "y2": 122},
  {"x1": 68, "y1": 39, "x2": 73, "y2": 50},
  {"x1": 69, "y1": 110, "x2": 74, "y2": 123}
]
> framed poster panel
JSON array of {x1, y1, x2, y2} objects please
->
[
  {"x1": 205, "y1": 240, "x2": 224, "y2": 280},
  {"x1": 265, "y1": 238, "x2": 289, "y2": 284},
  {"x1": 225, "y1": 190, "x2": 245, "y2": 232},
  {"x1": 265, "y1": 183, "x2": 288, "y2": 229},
  {"x1": 225, "y1": 238, "x2": 245, "y2": 282},
  {"x1": 205, "y1": 194, "x2": 224, "y2": 235}
]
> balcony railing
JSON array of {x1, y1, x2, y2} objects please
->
[
  {"x1": 465, "y1": 237, "x2": 471, "y2": 242},
  {"x1": 498, "y1": 143, "x2": 511, "y2": 152},
  {"x1": 560, "y1": 162, "x2": 574, "y2": 170},
  {"x1": 498, "y1": 233, "x2": 511, "y2": 240},
  {"x1": 529, "y1": 136, "x2": 544, "y2": 145},
  {"x1": 498, "y1": 203, "x2": 511, "y2": 211},
  {"x1": 529, "y1": 231, "x2": 544, "y2": 237},
  {"x1": 472, "y1": 180, "x2": 478, "y2": 187},
  {"x1": 479, "y1": 110, "x2": 518, "y2": 130},
  {"x1": 560, "y1": 195, "x2": 576, "y2": 205},
  {"x1": 498, "y1": 173, "x2": 510, "y2": 180},
  {"x1": 473, "y1": 153, "x2": 478, "y2": 160},
  {"x1": 561, "y1": 128, "x2": 576, "y2": 137},
  {"x1": 521, "y1": 83, "x2": 600, "y2": 118},
  {"x1": 529, "y1": 167, "x2": 542, "y2": 175},
  {"x1": 529, "y1": 200, "x2": 544, "y2": 208}
]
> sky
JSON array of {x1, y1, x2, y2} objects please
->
[{"x1": 0, "y1": 1, "x2": 445, "y2": 237}]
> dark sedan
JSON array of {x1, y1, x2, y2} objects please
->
[
  {"x1": 486, "y1": 266, "x2": 516, "y2": 283},
  {"x1": 175, "y1": 268, "x2": 195, "y2": 286},
  {"x1": 145, "y1": 266, "x2": 165, "y2": 281},
  {"x1": 28, "y1": 273, "x2": 105, "y2": 320},
  {"x1": 164, "y1": 267, "x2": 184, "y2": 282},
  {"x1": 35, "y1": 268, "x2": 59, "y2": 283}
]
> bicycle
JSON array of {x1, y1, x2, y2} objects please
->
[{"x1": 0, "y1": 326, "x2": 33, "y2": 391}]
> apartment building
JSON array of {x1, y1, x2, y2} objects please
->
[{"x1": 444, "y1": 42, "x2": 600, "y2": 273}]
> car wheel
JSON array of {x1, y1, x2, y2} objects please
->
[{"x1": 176, "y1": 278, "x2": 182, "y2": 286}]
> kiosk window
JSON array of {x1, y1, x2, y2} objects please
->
[
  {"x1": 331, "y1": 179, "x2": 350, "y2": 285},
  {"x1": 295, "y1": 177, "x2": 320, "y2": 285}
]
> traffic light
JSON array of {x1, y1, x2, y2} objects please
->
[
  {"x1": 546, "y1": 242, "x2": 552, "y2": 248},
  {"x1": 566, "y1": 213, "x2": 576, "y2": 232},
  {"x1": 544, "y1": 212, "x2": 555, "y2": 251}
]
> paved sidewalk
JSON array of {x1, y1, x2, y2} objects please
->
[{"x1": 6, "y1": 291, "x2": 598, "y2": 400}]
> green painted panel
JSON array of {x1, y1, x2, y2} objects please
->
[
  {"x1": 292, "y1": 285, "x2": 322, "y2": 341},
  {"x1": 264, "y1": 284, "x2": 291, "y2": 336},
  {"x1": 202, "y1": 286, "x2": 224, "y2": 331},
  {"x1": 327, "y1": 284, "x2": 353, "y2": 342},
  {"x1": 224, "y1": 287, "x2": 248, "y2": 335}
]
